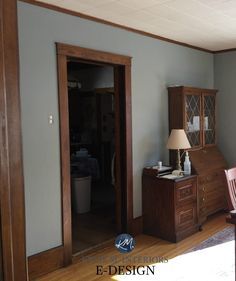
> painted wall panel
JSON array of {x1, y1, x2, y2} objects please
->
[
  {"x1": 17, "y1": 2, "x2": 214, "y2": 256},
  {"x1": 214, "y1": 51, "x2": 236, "y2": 166}
]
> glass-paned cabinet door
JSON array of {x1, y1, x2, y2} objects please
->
[
  {"x1": 185, "y1": 94, "x2": 201, "y2": 147},
  {"x1": 203, "y1": 94, "x2": 215, "y2": 145}
]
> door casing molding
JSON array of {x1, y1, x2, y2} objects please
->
[
  {"x1": 56, "y1": 43, "x2": 133, "y2": 265},
  {"x1": 0, "y1": 0, "x2": 28, "y2": 280},
  {"x1": 0, "y1": 0, "x2": 134, "y2": 278}
]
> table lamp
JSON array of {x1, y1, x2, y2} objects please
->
[{"x1": 166, "y1": 129, "x2": 191, "y2": 171}]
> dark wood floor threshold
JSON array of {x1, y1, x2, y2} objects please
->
[{"x1": 72, "y1": 238, "x2": 114, "y2": 261}]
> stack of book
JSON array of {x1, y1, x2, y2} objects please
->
[{"x1": 143, "y1": 165, "x2": 172, "y2": 177}]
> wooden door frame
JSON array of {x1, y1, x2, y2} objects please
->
[
  {"x1": 56, "y1": 43, "x2": 133, "y2": 265},
  {"x1": 0, "y1": 0, "x2": 28, "y2": 280}
]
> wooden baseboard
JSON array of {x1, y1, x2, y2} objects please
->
[
  {"x1": 28, "y1": 246, "x2": 64, "y2": 280},
  {"x1": 131, "y1": 216, "x2": 143, "y2": 236},
  {"x1": 27, "y1": 217, "x2": 142, "y2": 279}
]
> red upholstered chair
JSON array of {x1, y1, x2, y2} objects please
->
[
  {"x1": 224, "y1": 167, "x2": 236, "y2": 281},
  {"x1": 224, "y1": 167, "x2": 236, "y2": 211}
]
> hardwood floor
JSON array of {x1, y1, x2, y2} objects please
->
[
  {"x1": 72, "y1": 183, "x2": 116, "y2": 254},
  {"x1": 38, "y1": 212, "x2": 229, "y2": 281},
  {"x1": 72, "y1": 206, "x2": 116, "y2": 254}
]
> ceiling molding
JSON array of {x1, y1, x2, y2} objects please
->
[
  {"x1": 19, "y1": 0, "x2": 214, "y2": 54},
  {"x1": 213, "y1": 47, "x2": 236, "y2": 54},
  {"x1": 19, "y1": 0, "x2": 236, "y2": 54}
]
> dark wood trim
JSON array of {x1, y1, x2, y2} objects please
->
[
  {"x1": 131, "y1": 216, "x2": 143, "y2": 236},
  {"x1": 0, "y1": 0, "x2": 28, "y2": 280},
  {"x1": 114, "y1": 66, "x2": 122, "y2": 233},
  {"x1": 57, "y1": 43, "x2": 133, "y2": 264},
  {"x1": 57, "y1": 43, "x2": 131, "y2": 66},
  {"x1": 124, "y1": 64, "x2": 133, "y2": 231},
  {"x1": 72, "y1": 239, "x2": 113, "y2": 262},
  {"x1": 19, "y1": 0, "x2": 213, "y2": 54},
  {"x1": 28, "y1": 246, "x2": 64, "y2": 280},
  {"x1": 202, "y1": 91, "x2": 217, "y2": 148},
  {"x1": 0, "y1": 214, "x2": 3, "y2": 280},
  {"x1": 170, "y1": 85, "x2": 218, "y2": 93},
  {"x1": 57, "y1": 54, "x2": 72, "y2": 266},
  {"x1": 213, "y1": 48, "x2": 236, "y2": 54}
]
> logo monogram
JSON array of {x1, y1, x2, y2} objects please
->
[{"x1": 115, "y1": 234, "x2": 135, "y2": 253}]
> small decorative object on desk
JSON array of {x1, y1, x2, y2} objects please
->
[
  {"x1": 160, "y1": 169, "x2": 184, "y2": 179},
  {"x1": 172, "y1": 170, "x2": 184, "y2": 176},
  {"x1": 161, "y1": 174, "x2": 183, "y2": 179}
]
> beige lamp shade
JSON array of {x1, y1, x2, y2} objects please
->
[{"x1": 166, "y1": 129, "x2": 191, "y2": 150}]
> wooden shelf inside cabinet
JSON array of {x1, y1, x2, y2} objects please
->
[{"x1": 142, "y1": 172, "x2": 199, "y2": 242}]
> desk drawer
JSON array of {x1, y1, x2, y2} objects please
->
[
  {"x1": 175, "y1": 204, "x2": 197, "y2": 230},
  {"x1": 175, "y1": 179, "x2": 197, "y2": 206},
  {"x1": 199, "y1": 169, "x2": 224, "y2": 185}
]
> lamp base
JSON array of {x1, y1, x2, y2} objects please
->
[{"x1": 176, "y1": 149, "x2": 182, "y2": 171}]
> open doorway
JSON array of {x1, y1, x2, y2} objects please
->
[
  {"x1": 67, "y1": 61, "x2": 116, "y2": 254},
  {"x1": 57, "y1": 43, "x2": 133, "y2": 265}
]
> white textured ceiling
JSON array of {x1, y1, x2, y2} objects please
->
[{"x1": 35, "y1": 0, "x2": 236, "y2": 51}]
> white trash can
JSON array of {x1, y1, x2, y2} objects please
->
[{"x1": 71, "y1": 175, "x2": 91, "y2": 214}]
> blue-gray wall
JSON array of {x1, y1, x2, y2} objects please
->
[
  {"x1": 214, "y1": 51, "x2": 236, "y2": 166},
  {"x1": 17, "y1": 2, "x2": 214, "y2": 256}
]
